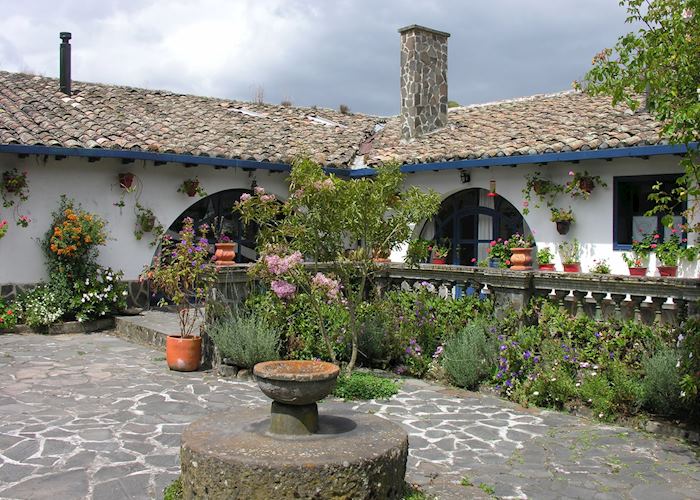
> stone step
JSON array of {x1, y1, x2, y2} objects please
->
[{"x1": 114, "y1": 310, "x2": 195, "y2": 349}]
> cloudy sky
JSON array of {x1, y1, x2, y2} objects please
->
[{"x1": 0, "y1": 0, "x2": 633, "y2": 116}]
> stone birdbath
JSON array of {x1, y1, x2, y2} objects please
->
[{"x1": 254, "y1": 360, "x2": 339, "y2": 435}]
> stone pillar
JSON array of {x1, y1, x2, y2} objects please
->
[{"x1": 398, "y1": 24, "x2": 450, "y2": 140}]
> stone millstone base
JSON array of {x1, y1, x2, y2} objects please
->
[{"x1": 180, "y1": 407, "x2": 408, "y2": 499}]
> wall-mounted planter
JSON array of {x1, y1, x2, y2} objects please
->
[
  {"x1": 556, "y1": 221, "x2": 571, "y2": 235},
  {"x1": 119, "y1": 172, "x2": 135, "y2": 189}
]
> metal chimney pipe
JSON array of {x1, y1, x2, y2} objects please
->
[{"x1": 59, "y1": 32, "x2": 72, "y2": 95}]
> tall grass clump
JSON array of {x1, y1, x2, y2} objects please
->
[{"x1": 642, "y1": 347, "x2": 685, "y2": 416}]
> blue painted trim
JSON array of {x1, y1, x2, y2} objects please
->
[
  {"x1": 0, "y1": 144, "x2": 293, "y2": 172},
  {"x1": 398, "y1": 143, "x2": 696, "y2": 174},
  {"x1": 1, "y1": 142, "x2": 696, "y2": 178}
]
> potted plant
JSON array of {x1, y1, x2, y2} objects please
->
[
  {"x1": 558, "y1": 239, "x2": 581, "y2": 272},
  {"x1": 565, "y1": 170, "x2": 607, "y2": 199},
  {"x1": 487, "y1": 238, "x2": 510, "y2": 268},
  {"x1": 405, "y1": 238, "x2": 432, "y2": 268},
  {"x1": 0, "y1": 218, "x2": 7, "y2": 241},
  {"x1": 178, "y1": 177, "x2": 207, "y2": 198},
  {"x1": 590, "y1": 259, "x2": 611, "y2": 274},
  {"x1": 550, "y1": 207, "x2": 575, "y2": 235},
  {"x1": 431, "y1": 239, "x2": 450, "y2": 264},
  {"x1": 213, "y1": 234, "x2": 238, "y2": 267},
  {"x1": 508, "y1": 232, "x2": 535, "y2": 270},
  {"x1": 142, "y1": 217, "x2": 217, "y2": 371},
  {"x1": 537, "y1": 247, "x2": 556, "y2": 271},
  {"x1": 622, "y1": 234, "x2": 653, "y2": 276},
  {"x1": 1, "y1": 168, "x2": 29, "y2": 208},
  {"x1": 522, "y1": 172, "x2": 563, "y2": 215},
  {"x1": 119, "y1": 172, "x2": 135, "y2": 190},
  {"x1": 134, "y1": 204, "x2": 164, "y2": 245},
  {"x1": 653, "y1": 231, "x2": 696, "y2": 277}
]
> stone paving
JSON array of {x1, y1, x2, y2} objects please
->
[{"x1": 0, "y1": 332, "x2": 699, "y2": 500}]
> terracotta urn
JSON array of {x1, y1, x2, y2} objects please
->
[
  {"x1": 214, "y1": 242, "x2": 237, "y2": 267},
  {"x1": 165, "y1": 336, "x2": 201, "y2": 372},
  {"x1": 657, "y1": 266, "x2": 677, "y2": 277},
  {"x1": 628, "y1": 267, "x2": 647, "y2": 277},
  {"x1": 563, "y1": 263, "x2": 581, "y2": 273},
  {"x1": 509, "y1": 247, "x2": 533, "y2": 271}
]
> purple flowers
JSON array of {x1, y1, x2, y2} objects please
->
[
  {"x1": 311, "y1": 272, "x2": 342, "y2": 301},
  {"x1": 270, "y1": 280, "x2": 296, "y2": 300},
  {"x1": 523, "y1": 350, "x2": 531, "y2": 360},
  {"x1": 264, "y1": 252, "x2": 303, "y2": 276}
]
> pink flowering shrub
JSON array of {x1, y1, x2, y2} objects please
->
[{"x1": 270, "y1": 280, "x2": 297, "y2": 300}]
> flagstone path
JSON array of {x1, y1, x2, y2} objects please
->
[{"x1": 0, "y1": 332, "x2": 698, "y2": 499}]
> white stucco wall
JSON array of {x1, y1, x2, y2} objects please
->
[
  {"x1": 401, "y1": 155, "x2": 699, "y2": 277},
  {"x1": 1, "y1": 152, "x2": 697, "y2": 285},
  {"x1": 0, "y1": 153, "x2": 288, "y2": 283}
]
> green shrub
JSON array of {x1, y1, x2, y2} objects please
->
[
  {"x1": 15, "y1": 284, "x2": 67, "y2": 328},
  {"x1": 0, "y1": 299, "x2": 18, "y2": 330},
  {"x1": 163, "y1": 476, "x2": 183, "y2": 500},
  {"x1": 207, "y1": 308, "x2": 281, "y2": 368},
  {"x1": 442, "y1": 320, "x2": 498, "y2": 389},
  {"x1": 357, "y1": 303, "x2": 391, "y2": 367},
  {"x1": 642, "y1": 347, "x2": 686, "y2": 416},
  {"x1": 332, "y1": 372, "x2": 400, "y2": 400}
]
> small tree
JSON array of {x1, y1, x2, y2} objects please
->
[
  {"x1": 235, "y1": 157, "x2": 441, "y2": 371},
  {"x1": 578, "y1": 0, "x2": 700, "y2": 229}
]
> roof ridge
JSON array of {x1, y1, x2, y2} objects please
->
[{"x1": 451, "y1": 90, "x2": 578, "y2": 111}]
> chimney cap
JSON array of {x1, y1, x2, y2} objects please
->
[
  {"x1": 398, "y1": 25, "x2": 450, "y2": 38},
  {"x1": 60, "y1": 32, "x2": 72, "y2": 42}
]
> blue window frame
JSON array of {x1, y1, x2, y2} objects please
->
[{"x1": 613, "y1": 174, "x2": 684, "y2": 250}]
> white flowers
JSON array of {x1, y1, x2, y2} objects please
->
[
  {"x1": 533, "y1": 391, "x2": 540, "y2": 396},
  {"x1": 682, "y1": 8, "x2": 693, "y2": 20}
]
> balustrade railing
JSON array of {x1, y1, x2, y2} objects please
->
[{"x1": 215, "y1": 263, "x2": 700, "y2": 325}]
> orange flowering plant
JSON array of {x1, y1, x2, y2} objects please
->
[
  {"x1": 0, "y1": 299, "x2": 17, "y2": 331},
  {"x1": 44, "y1": 196, "x2": 107, "y2": 276}
]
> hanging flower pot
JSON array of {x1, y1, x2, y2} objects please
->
[
  {"x1": 579, "y1": 177, "x2": 595, "y2": 194},
  {"x1": 556, "y1": 221, "x2": 571, "y2": 235},
  {"x1": 213, "y1": 242, "x2": 238, "y2": 267},
  {"x1": 657, "y1": 266, "x2": 677, "y2": 277},
  {"x1": 178, "y1": 178, "x2": 206, "y2": 198},
  {"x1": 628, "y1": 267, "x2": 647, "y2": 277},
  {"x1": 166, "y1": 335, "x2": 202, "y2": 372},
  {"x1": 119, "y1": 172, "x2": 135, "y2": 190},
  {"x1": 563, "y1": 262, "x2": 581, "y2": 273},
  {"x1": 532, "y1": 179, "x2": 547, "y2": 195},
  {"x1": 509, "y1": 247, "x2": 533, "y2": 271}
]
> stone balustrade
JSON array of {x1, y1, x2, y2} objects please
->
[{"x1": 215, "y1": 263, "x2": 700, "y2": 325}]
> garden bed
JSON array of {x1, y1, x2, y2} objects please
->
[{"x1": 3, "y1": 317, "x2": 115, "y2": 335}]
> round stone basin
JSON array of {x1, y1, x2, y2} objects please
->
[{"x1": 254, "y1": 360, "x2": 340, "y2": 405}]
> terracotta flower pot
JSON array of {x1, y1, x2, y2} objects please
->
[
  {"x1": 509, "y1": 247, "x2": 533, "y2": 271},
  {"x1": 533, "y1": 180, "x2": 547, "y2": 195},
  {"x1": 579, "y1": 177, "x2": 595, "y2": 194},
  {"x1": 538, "y1": 263, "x2": 556, "y2": 271},
  {"x1": 563, "y1": 263, "x2": 581, "y2": 273},
  {"x1": 556, "y1": 221, "x2": 571, "y2": 235},
  {"x1": 140, "y1": 215, "x2": 156, "y2": 233},
  {"x1": 184, "y1": 180, "x2": 199, "y2": 197},
  {"x1": 214, "y1": 242, "x2": 237, "y2": 267},
  {"x1": 657, "y1": 266, "x2": 677, "y2": 277},
  {"x1": 165, "y1": 335, "x2": 202, "y2": 372},
  {"x1": 628, "y1": 267, "x2": 647, "y2": 277},
  {"x1": 119, "y1": 172, "x2": 135, "y2": 189},
  {"x1": 432, "y1": 258, "x2": 447, "y2": 265}
]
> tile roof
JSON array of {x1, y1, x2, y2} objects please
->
[
  {"x1": 366, "y1": 91, "x2": 665, "y2": 166},
  {"x1": 0, "y1": 71, "x2": 380, "y2": 166},
  {"x1": 0, "y1": 72, "x2": 665, "y2": 168}
]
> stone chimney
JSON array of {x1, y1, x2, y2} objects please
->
[{"x1": 398, "y1": 25, "x2": 450, "y2": 140}]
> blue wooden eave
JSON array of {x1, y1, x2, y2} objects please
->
[{"x1": 0, "y1": 142, "x2": 695, "y2": 179}]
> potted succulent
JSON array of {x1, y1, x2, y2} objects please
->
[
  {"x1": 142, "y1": 217, "x2": 217, "y2": 371},
  {"x1": 487, "y1": 238, "x2": 510, "y2": 268},
  {"x1": 558, "y1": 239, "x2": 581, "y2": 272},
  {"x1": 508, "y1": 232, "x2": 535, "y2": 270},
  {"x1": 431, "y1": 239, "x2": 450, "y2": 264},
  {"x1": 537, "y1": 247, "x2": 556, "y2": 271},
  {"x1": 550, "y1": 207, "x2": 575, "y2": 235},
  {"x1": 178, "y1": 177, "x2": 207, "y2": 198},
  {"x1": 565, "y1": 170, "x2": 607, "y2": 199},
  {"x1": 622, "y1": 234, "x2": 653, "y2": 276}
]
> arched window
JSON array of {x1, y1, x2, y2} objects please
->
[
  {"x1": 421, "y1": 188, "x2": 530, "y2": 265},
  {"x1": 167, "y1": 189, "x2": 258, "y2": 263}
]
